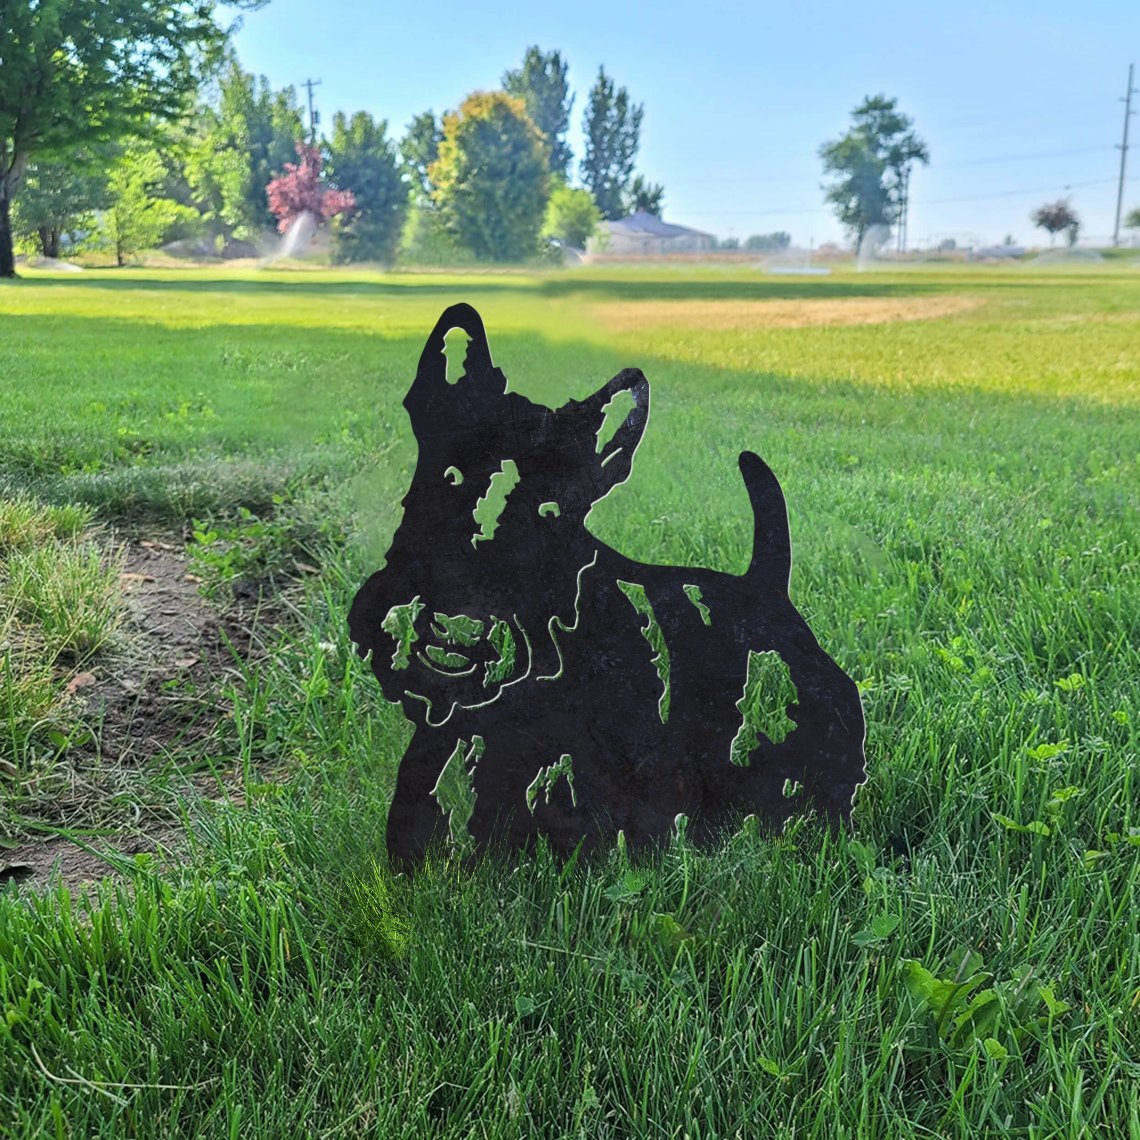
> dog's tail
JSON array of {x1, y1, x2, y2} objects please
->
[{"x1": 739, "y1": 451, "x2": 792, "y2": 593}]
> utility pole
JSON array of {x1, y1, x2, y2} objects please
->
[
  {"x1": 302, "y1": 77, "x2": 322, "y2": 145},
  {"x1": 1113, "y1": 63, "x2": 1136, "y2": 247},
  {"x1": 896, "y1": 164, "x2": 911, "y2": 254}
]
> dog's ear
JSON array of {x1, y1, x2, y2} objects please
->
[
  {"x1": 406, "y1": 304, "x2": 506, "y2": 421},
  {"x1": 567, "y1": 368, "x2": 650, "y2": 503}
]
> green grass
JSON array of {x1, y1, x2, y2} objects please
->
[
  {"x1": 1, "y1": 497, "x2": 123, "y2": 769},
  {"x1": 1, "y1": 262, "x2": 1138, "y2": 1137}
]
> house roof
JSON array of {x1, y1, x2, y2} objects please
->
[{"x1": 604, "y1": 210, "x2": 713, "y2": 239}]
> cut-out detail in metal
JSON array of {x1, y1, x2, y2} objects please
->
[
  {"x1": 683, "y1": 584, "x2": 712, "y2": 626},
  {"x1": 526, "y1": 754, "x2": 576, "y2": 812},
  {"x1": 349, "y1": 303, "x2": 866, "y2": 866},
  {"x1": 730, "y1": 649, "x2": 799, "y2": 766},
  {"x1": 616, "y1": 580, "x2": 671, "y2": 724}
]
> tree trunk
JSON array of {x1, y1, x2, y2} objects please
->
[
  {"x1": 38, "y1": 226, "x2": 61, "y2": 259},
  {"x1": 0, "y1": 190, "x2": 15, "y2": 278}
]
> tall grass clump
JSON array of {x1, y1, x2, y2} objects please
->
[
  {"x1": 0, "y1": 496, "x2": 124, "y2": 771},
  {"x1": 0, "y1": 495, "x2": 93, "y2": 551},
  {"x1": 4, "y1": 541, "x2": 126, "y2": 662}
]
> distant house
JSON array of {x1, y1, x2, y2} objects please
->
[{"x1": 590, "y1": 210, "x2": 715, "y2": 256}]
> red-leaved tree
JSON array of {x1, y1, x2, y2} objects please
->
[{"x1": 266, "y1": 143, "x2": 356, "y2": 233}]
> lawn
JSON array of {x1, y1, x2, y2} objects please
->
[{"x1": 1, "y1": 261, "x2": 1138, "y2": 1137}]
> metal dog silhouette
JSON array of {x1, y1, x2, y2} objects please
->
[{"x1": 350, "y1": 304, "x2": 865, "y2": 865}]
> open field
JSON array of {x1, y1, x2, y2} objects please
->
[{"x1": 1, "y1": 262, "x2": 1138, "y2": 1136}]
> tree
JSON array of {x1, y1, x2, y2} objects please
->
[
  {"x1": 819, "y1": 95, "x2": 929, "y2": 246},
  {"x1": 186, "y1": 59, "x2": 304, "y2": 243},
  {"x1": 627, "y1": 174, "x2": 664, "y2": 216},
  {"x1": 430, "y1": 92, "x2": 549, "y2": 262},
  {"x1": 542, "y1": 183, "x2": 601, "y2": 249},
  {"x1": 502, "y1": 47, "x2": 574, "y2": 179},
  {"x1": 265, "y1": 142, "x2": 355, "y2": 234},
  {"x1": 581, "y1": 68, "x2": 644, "y2": 220},
  {"x1": 745, "y1": 231, "x2": 792, "y2": 251},
  {"x1": 11, "y1": 151, "x2": 111, "y2": 258},
  {"x1": 324, "y1": 111, "x2": 408, "y2": 264},
  {"x1": 1126, "y1": 206, "x2": 1140, "y2": 230},
  {"x1": 99, "y1": 142, "x2": 198, "y2": 266},
  {"x1": 0, "y1": 0, "x2": 263, "y2": 277},
  {"x1": 1031, "y1": 199, "x2": 1079, "y2": 247},
  {"x1": 400, "y1": 111, "x2": 443, "y2": 204}
]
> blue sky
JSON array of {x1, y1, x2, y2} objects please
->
[{"x1": 232, "y1": 0, "x2": 1140, "y2": 247}]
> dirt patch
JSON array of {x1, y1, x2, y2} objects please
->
[
  {"x1": 1, "y1": 828, "x2": 184, "y2": 895},
  {"x1": 596, "y1": 294, "x2": 983, "y2": 333},
  {"x1": 2, "y1": 537, "x2": 275, "y2": 894},
  {"x1": 76, "y1": 539, "x2": 249, "y2": 765}
]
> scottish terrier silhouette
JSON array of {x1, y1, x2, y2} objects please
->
[{"x1": 350, "y1": 304, "x2": 865, "y2": 866}]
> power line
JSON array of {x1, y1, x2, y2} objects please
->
[
  {"x1": 945, "y1": 145, "x2": 1113, "y2": 168},
  {"x1": 916, "y1": 176, "x2": 1117, "y2": 207},
  {"x1": 667, "y1": 146, "x2": 1115, "y2": 188},
  {"x1": 1113, "y1": 63, "x2": 1136, "y2": 246},
  {"x1": 679, "y1": 177, "x2": 1120, "y2": 218}
]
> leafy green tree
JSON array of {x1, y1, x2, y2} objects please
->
[
  {"x1": 324, "y1": 112, "x2": 408, "y2": 264},
  {"x1": 186, "y1": 59, "x2": 304, "y2": 243},
  {"x1": 400, "y1": 112, "x2": 443, "y2": 204},
  {"x1": 542, "y1": 183, "x2": 601, "y2": 249},
  {"x1": 0, "y1": 0, "x2": 262, "y2": 277},
  {"x1": 1127, "y1": 206, "x2": 1140, "y2": 230},
  {"x1": 430, "y1": 92, "x2": 549, "y2": 262},
  {"x1": 1031, "y1": 199, "x2": 1080, "y2": 247},
  {"x1": 502, "y1": 47, "x2": 574, "y2": 179},
  {"x1": 745, "y1": 231, "x2": 792, "y2": 251},
  {"x1": 99, "y1": 142, "x2": 198, "y2": 265},
  {"x1": 398, "y1": 206, "x2": 471, "y2": 266},
  {"x1": 627, "y1": 174, "x2": 664, "y2": 216},
  {"x1": 11, "y1": 152, "x2": 111, "y2": 258},
  {"x1": 581, "y1": 68, "x2": 644, "y2": 220},
  {"x1": 819, "y1": 95, "x2": 929, "y2": 246}
]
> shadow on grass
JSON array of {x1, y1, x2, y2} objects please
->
[
  {"x1": 540, "y1": 276, "x2": 953, "y2": 302},
  {"x1": 2, "y1": 310, "x2": 1131, "y2": 532},
  {"x1": 2, "y1": 274, "x2": 533, "y2": 299},
  {"x1": 0, "y1": 269, "x2": 1009, "y2": 304}
]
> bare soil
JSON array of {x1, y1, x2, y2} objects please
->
[{"x1": 1, "y1": 538, "x2": 273, "y2": 895}]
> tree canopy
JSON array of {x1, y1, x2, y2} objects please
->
[
  {"x1": 430, "y1": 92, "x2": 549, "y2": 262},
  {"x1": 1031, "y1": 199, "x2": 1080, "y2": 246},
  {"x1": 400, "y1": 111, "x2": 443, "y2": 204},
  {"x1": 819, "y1": 94, "x2": 929, "y2": 246},
  {"x1": 265, "y1": 143, "x2": 354, "y2": 235},
  {"x1": 745, "y1": 231, "x2": 791, "y2": 251},
  {"x1": 186, "y1": 59, "x2": 304, "y2": 245},
  {"x1": 542, "y1": 183, "x2": 601, "y2": 250},
  {"x1": 628, "y1": 174, "x2": 664, "y2": 217},
  {"x1": 0, "y1": 0, "x2": 264, "y2": 275},
  {"x1": 0, "y1": 29, "x2": 692, "y2": 269},
  {"x1": 100, "y1": 141, "x2": 198, "y2": 266},
  {"x1": 503, "y1": 47, "x2": 574, "y2": 180},
  {"x1": 581, "y1": 69, "x2": 644, "y2": 221},
  {"x1": 11, "y1": 150, "x2": 111, "y2": 259},
  {"x1": 324, "y1": 111, "x2": 407, "y2": 264}
]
